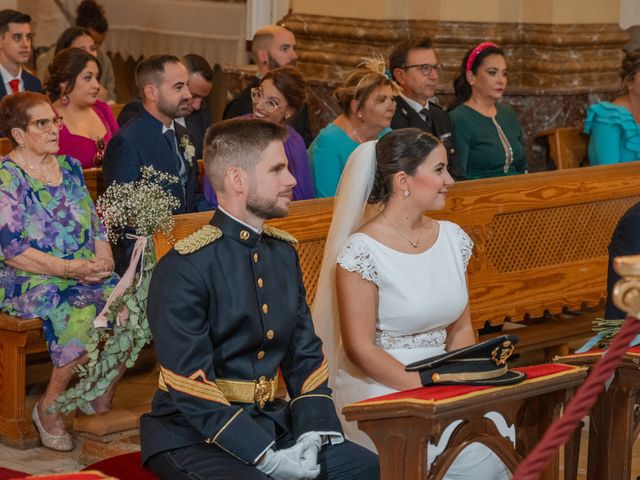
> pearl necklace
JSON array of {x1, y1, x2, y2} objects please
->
[
  {"x1": 381, "y1": 211, "x2": 422, "y2": 248},
  {"x1": 345, "y1": 117, "x2": 365, "y2": 144}
]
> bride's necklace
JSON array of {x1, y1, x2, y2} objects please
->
[
  {"x1": 14, "y1": 150, "x2": 55, "y2": 185},
  {"x1": 381, "y1": 211, "x2": 422, "y2": 248}
]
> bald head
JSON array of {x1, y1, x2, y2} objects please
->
[{"x1": 252, "y1": 25, "x2": 298, "y2": 75}]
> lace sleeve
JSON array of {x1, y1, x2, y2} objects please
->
[
  {"x1": 336, "y1": 236, "x2": 380, "y2": 286},
  {"x1": 453, "y1": 225, "x2": 474, "y2": 271}
]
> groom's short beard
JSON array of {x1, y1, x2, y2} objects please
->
[{"x1": 246, "y1": 191, "x2": 290, "y2": 220}]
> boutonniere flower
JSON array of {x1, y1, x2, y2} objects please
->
[{"x1": 179, "y1": 135, "x2": 196, "y2": 166}]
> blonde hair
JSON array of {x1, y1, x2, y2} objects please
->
[{"x1": 334, "y1": 56, "x2": 398, "y2": 115}]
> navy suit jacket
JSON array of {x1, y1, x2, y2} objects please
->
[
  {"x1": 605, "y1": 202, "x2": 640, "y2": 319},
  {"x1": 103, "y1": 109, "x2": 211, "y2": 273},
  {"x1": 391, "y1": 96, "x2": 463, "y2": 179},
  {"x1": 0, "y1": 69, "x2": 42, "y2": 99}
]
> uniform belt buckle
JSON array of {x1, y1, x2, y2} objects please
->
[{"x1": 254, "y1": 376, "x2": 272, "y2": 408}]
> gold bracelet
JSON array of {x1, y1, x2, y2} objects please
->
[{"x1": 63, "y1": 259, "x2": 70, "y2": 279}]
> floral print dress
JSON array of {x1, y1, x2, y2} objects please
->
[{"x1": 0, "y1": 155, "x2": 119, "y2": 367}]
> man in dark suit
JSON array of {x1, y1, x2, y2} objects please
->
[
  {"x1": 103, "y1": 54, "x2": 210, "y2": 273},
  {"x1": 605, "y1": 202, "x2": 640, "y2": 319},
  {"x1": 389, "y1": 38, "x2": 462, "y2": 178},
  {"x1": 223, "y1": 25, "x2": 313, "y2": 147},
  {"x1": 117, "y1": 53, "x2": 213, "y2": 161},
  {"x1": 142, "y1": 118, "x2": 379, "y2": 480},
  {"x1": 0, "y1": 10, "x2": 41, "y2": 100}
]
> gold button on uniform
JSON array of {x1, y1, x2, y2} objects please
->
[
  {"x1": 240, "y1": 230, "x2": 250, "y2": 240},
  {"x1": 266, "y1": 330, "x2": 275, "y2": 340},
  {"x1": 253, "y1": 253, "x2": 259, "y2": 263},
  {"x1": 257, "y1": 351, "x2": 265, "y2": 360},
  {"x1": 257, "y1": 278, "x2": 264, "y2": 288},
  {"x1": 262, "y1": 304, "x2": 269, "y2": 314}
]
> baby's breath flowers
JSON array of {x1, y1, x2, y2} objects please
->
[
  {"x1": 53, "y1": 167, "x2": 179, "y2": 414},
  {"x1": 96, "y1": 166, "x2": 180, "y2": 243}
]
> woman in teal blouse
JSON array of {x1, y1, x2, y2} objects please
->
[
  {"x1": 449, "y1": 42, "x2": 526, "y2": 180},
  {"x1": 309, "y1": 58, "x2": 396, "y2": 197},
  {"x1": 584, "y1": 50, "x2": 640, "y2": 165}
]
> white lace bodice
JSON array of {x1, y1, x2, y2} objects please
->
[{"x1": 336, "y1": 221, "x2": 473, "y2": 346}]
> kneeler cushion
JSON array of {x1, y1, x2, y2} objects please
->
[
  {"x1": 81, "y1": 452, "x2": 158, "y2": 480},
  {"x1": 357, "y1": 363, "x2": 579, "y2": 406}
]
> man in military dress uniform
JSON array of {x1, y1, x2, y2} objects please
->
[
  {"x1": 141, "y1": 118, "x2": 379, "y2": 479},
  {"x1": 388, "y1": 38, "x2": 463, "y2": 179}
]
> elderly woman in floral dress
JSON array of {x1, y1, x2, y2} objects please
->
[{"x1": 0, "y1": 92, "x2": 120, "y2": 451}]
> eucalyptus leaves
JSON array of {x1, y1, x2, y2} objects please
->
[{"x1": 53, "y1": 166, "x2": 178, "y2": 414}]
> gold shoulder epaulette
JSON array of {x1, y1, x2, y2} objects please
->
[
  {"x1": 175, "y1": 225, "x2": 222, "y2": 255},
  {"x1": 263, "y1": 225, "x2": 298, "y2": 245}
]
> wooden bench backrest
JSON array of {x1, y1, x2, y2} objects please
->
[
  {"x1": 0, "y1": 138, "x2": 11, "y2": 156},
  {"x1": 154, "y1": 162, "x2": 640, "y2": 330},
  {"x1": 83, "y1": 167, "x2": 105, "y2": 203},
  {"x1": 537, "y1": 127, "x2": 588, "y2": 169}
]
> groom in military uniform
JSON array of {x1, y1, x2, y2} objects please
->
[{"x1": 141, "y1": 118, "x2": 379, "y2": 479}]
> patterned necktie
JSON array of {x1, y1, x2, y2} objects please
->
[
  {"x1": 420, "y1": 108, "x2": 433, "y2": 133},
  {"x1": 8, "y1": 79, "x2": 19, "y2": 95}
]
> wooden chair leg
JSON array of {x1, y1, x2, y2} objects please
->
[{"x1": 0, "y1": 331, "x2": 39, "y2": 448}]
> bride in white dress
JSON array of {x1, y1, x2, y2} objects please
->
[{"x1": 312, "y1": 129, "x2": 511, "y2": 479}]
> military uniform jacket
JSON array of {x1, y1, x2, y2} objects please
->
[
  {"x1": 391, "y1": 95, "x2": 463, "y2": 179},
  {"x1": 140, "y1": 210, "x2": 342, "y2": 465}
]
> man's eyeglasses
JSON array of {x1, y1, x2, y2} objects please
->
[
  {"x1": 251, "y1": 87, "x2": 281, "y2": 114},
  {"x1": 28, "y1": 116, "x2": 63, "y2": 132},
  {"x1": 403, "y1": 63, "x2": 443, "y2": 76}
]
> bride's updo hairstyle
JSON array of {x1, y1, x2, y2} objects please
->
[{"x1": 369, "y1": 128, "x2": 441, "y2": 205}]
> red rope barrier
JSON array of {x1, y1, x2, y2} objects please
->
[{"x1": 513, "y1": 316, "x2": 640, "y2": 479}]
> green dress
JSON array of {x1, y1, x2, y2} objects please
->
[
  {"x1": 0, "y1": 155, "x2": 119, "y2": 367},
  {"x1": 449, "y1": 104, "x2": 527, "y2": 180}
]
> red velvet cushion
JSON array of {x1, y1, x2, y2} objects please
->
[
  {"x1": 357, "y1": 363, "x2": 579, "y2": 405},
  {"x1": 81, "y1": 452, "x2": 157, "y2": 480}
]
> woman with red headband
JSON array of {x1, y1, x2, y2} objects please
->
[{"x1": 449, "y1": 42, "x2": 527, "y2": 179}]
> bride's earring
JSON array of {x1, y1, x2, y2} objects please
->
[{"x1": 404, "y1": 190, "x2": 410, "y2": 197}]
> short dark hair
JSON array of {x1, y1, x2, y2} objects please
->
[
  {"x1": 203, "y1": 118, "x2": 288, "y2": 192},
  {"x1": 135, "y1": 54, "x2": 181, "y2": 97},
  {"x1": 182, "y1": 54, "x2": 213, "y2": 82},
  {"x1": 0, "y1": 9, "x2": 31, "y2": 36},
  {"x1": 262, "y1": 66, "x2": 307, "y2": 113},
  {"x1": 0, "y1": 92, "x2": 51, "y2": 146},
  {"x1": 54, "y1": 27, "x2": 93, "y2": 56},
  {"x1": 369, "y1": 128, "x2": 442, "y2": 205},
  {"x1": 76, "y1": 0, "x2": 108, "y2": 34},
  {"x1": 46, "y1": 48, "x2": 101, "y2": 102},
  {"x1": 388, "y1": 38, "x2": 434, "y2": 81}
]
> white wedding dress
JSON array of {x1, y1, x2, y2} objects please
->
[{"x1": 334, "y1": 221, "x2": 511, "y2": 480}]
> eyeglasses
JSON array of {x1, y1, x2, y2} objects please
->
[
  {"x1": 402, "y1": 63, "x2": 443, "y2": 76},
  {"x1": 251, "y1": 87, "x2": 281, "y2": 114},
  {"x1": 27, "y1": 116, "x2": 63, "y2": 132}
]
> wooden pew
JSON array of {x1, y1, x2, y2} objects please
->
[
  {"x1": 83, "y1": 167, "x2": 105, "y2": 203},
  {"x1": 0, "y1": 138, "x2": 12, "y2": 157},
  {"x1": 537, "y1": 127, "x2": 588, "y2": 169}
]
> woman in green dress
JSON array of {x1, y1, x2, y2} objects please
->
[
  {"x1": 449, "y1": 42, "x2": 527, "y2": 180},
  {"x1": 0, "y1": 92, "x2": 120, "y2": 451}
]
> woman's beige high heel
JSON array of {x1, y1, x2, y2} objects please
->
[{"x1": 32, "y1": 403, "x2": 74, "y2": 451}]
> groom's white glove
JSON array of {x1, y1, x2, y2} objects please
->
[
  {"x1": 294, "y1": 432, "x2": 323, "y2": 470},
  {"x1": 256, "y1": 446, "x2": 320, "y2": 480}
]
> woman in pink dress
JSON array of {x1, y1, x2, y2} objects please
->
[{"x1": 46, "y1": 47, "x2": 118, "y2": 168}]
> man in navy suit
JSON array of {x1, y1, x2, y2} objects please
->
[
  {"x1": 388, "y1": 38, "x2": 462, "y2": 178},
  {"x1": 0, "y1": 10, "x2": 41, "y2": 100},
  {"x1": 103, "y1": 54, "x2": 210, "y2": 273}
]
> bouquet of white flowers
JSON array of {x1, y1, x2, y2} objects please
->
[{"x1": 53, "y1": 167, "x2": 179, "y2": 414}]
